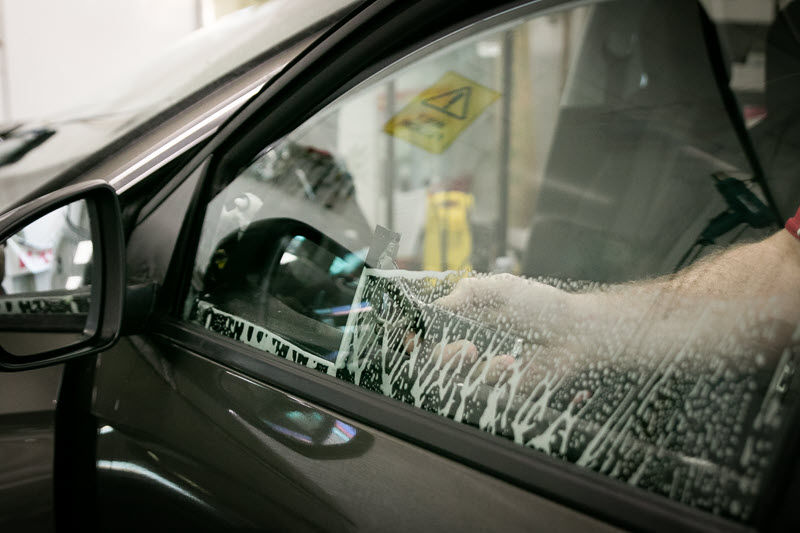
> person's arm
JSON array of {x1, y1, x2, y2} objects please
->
[
  {"x1": 436, "y1": 230, "x2": 800, "y2": 368},
  {"x1": 641, "y1": 230, "x2": 800, "y2": 303}
]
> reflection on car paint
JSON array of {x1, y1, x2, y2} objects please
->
[
  {"x1": 263, "y1": 421, "x2": 314, "y2": 445},
  {"x1": 220, "y1": 370, "x2": 371, "y2": 460},
  {"x1": 97, "y1": 459, "x2": 214, "y2": 511},
  {"x1": 261, "y1": 415, "x2": 357, "y2": 447}
]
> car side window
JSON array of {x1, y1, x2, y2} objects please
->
[{"x1": 183, "y1": 0, "x2": 798, "y2": 523}]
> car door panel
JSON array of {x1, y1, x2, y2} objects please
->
[
  {"x1": 0, "y1": 366, "x2": 62, "y2": 533},
  {"x1": 93, "y1": 336, "x2": 349, "y2": 532},
  {"x1": 92, "y1": 334, "x2": 619, "y2": 532}
]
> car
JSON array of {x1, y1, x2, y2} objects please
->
[{"x1": 0, "y1": 0, "x2": 799, "y2": 531}]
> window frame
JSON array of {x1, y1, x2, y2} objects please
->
[{"x1": 148, "y1": 0, "x2": 777, "y2": 531}]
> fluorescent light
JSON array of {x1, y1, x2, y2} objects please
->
[
  {"x1": 65, "y1": 276, "x2": 83, "y2": 290},
  {"x1": 73, "y1": 240, "x2": 93, "y2": 265}
]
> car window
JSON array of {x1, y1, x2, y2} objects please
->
[{"x1": 183, "y1": 0, "x2": 799, "y2": 522}]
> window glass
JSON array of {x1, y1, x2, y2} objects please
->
[
  {"x1": 185, "y1": 0, "x2": 800, "y2": 521},
  {"x1": 704, "y1": 0, "x2": 800, "y2": 221}
]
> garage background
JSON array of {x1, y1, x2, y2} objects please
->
[{"x1": 0, "y1": 0, "x2": 267, "y2": 123}]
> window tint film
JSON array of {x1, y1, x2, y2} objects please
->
[{"x1": 185, "y1": 0, "x2": 800, "y2": 521}]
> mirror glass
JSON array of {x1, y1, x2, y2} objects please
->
[
  {"x1": 271, "y1": 235, "x2": 363, "y2": 328},
  {"x1": 0, "y1": 199, "x2": 94, "y2": 356}
]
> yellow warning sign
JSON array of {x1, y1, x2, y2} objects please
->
[{"x1": 383, "y1": 71, "x2": 501, "y2": 154}]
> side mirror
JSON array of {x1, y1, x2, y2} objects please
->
[
  {"x1": 192, "y1": 218, "x2": 363, "y2": 363},
  {"x1": 0, "y1": 180, "x2": 125, "y2": 371}
]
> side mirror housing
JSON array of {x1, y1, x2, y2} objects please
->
[{"x1": 0, "y1": 180, "x2": 125, "y2": 371}]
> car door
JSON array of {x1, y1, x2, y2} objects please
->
[{"x1": 72, "y1": 0, "x2": 798, "y2": 531}]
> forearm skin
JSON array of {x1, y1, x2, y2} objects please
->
[{"x1": 568, "y1": 231, "x2": 800, "y2": 362}]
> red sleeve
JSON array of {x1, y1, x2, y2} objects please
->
[{"x1": 786, "y1": 206, "x2": 800, "y2": 240}]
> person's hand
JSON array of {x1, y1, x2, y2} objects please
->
[
  {"x1": 397, "y1": 274, "x2": 576, "y2": 389},
  {"x1": 401, "y1": 330, "x2": 514, "y2": 386},
  {"x1": 395, "y1": 273, "x2": 586, "y2": 396},
  {"x1": 427, "y1": 337, "x2": 515, "y2": 386},
  {"x1": 435, "y1": 273, "x2": 576, "y2": 345}
]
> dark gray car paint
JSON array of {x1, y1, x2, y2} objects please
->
[
  {"x1": 0, "y1": 365, "x2": 61, "y2": 533},
  {"x1": 92, "y1": 334, "x2": 620, "y2": 532}
]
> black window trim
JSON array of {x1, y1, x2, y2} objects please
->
[{"x1": 145, "y1": 0, "x2": 772, "y2": 531}]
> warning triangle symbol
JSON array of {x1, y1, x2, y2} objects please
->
[{"x1": 422, "y1": 87, "x2": 471, "y2": 119}]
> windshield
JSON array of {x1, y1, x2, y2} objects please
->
[{"x1": 0, "y1": 0, "x2": 360, "y2": 212}]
